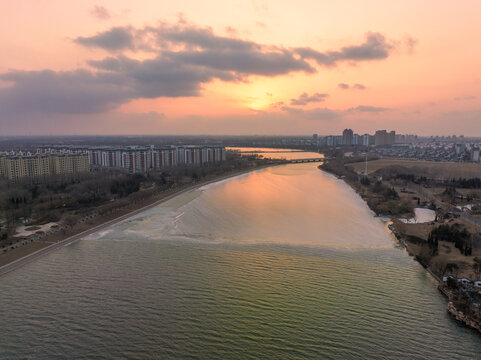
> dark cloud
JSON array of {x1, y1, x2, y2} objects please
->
[
  {"x1": 76, "y1": 22, "x2": 316, "y2": 76},
  {"x1": 290, "y1": 92, "x2": 329, "y2": 106},
  {"x1": 350, "y1": 105, "x2": 391, "y2": 112},
  {"x1": 0, "y1": 20, "x2": 401, "y2": 119},
  {"x1": 166, "y1": 48, "x2": 314, "y2": 76},
  {"x1": 0, "y1": 56, "x2": 229, "y2": 118},
  {"x1": 338, "y1": 83, "x2": 350, "y2": 89},
  {"x1": 337, "y1": 32, "x2": 392, "y2": 60},
  {"x1": 297, "y1": 32, "x2": 395, "y2": 67},
  {"x1": 0, "y1": 70, "x2": 131, "y2": 115},
  {"x1": 75, "y1": 26, "x2": 135, "y2": 50},
  {"x1": 75, "y1": 23, "x2": 397, "y2": 71},
  {"x1": 90, "y1": 5, "x2": 111, "y2": 20}
]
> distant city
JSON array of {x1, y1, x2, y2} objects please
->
[
  {"x1": 315, "y1": 129, "x2": 480, "y2": 163},
  {"x1": 1, "y1": 130, "x2": 481, "y2": 182}
]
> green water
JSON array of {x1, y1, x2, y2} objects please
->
[{"x1": 0, "y1": 163, "x2": 479, "y2": 359}]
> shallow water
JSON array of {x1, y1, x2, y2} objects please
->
[
  {"x1": 0, "y1": 161, "x2": 480, "y2": 359},
  {"x1": 401, "y1": 208, "x2": 436, "y2": 224}
]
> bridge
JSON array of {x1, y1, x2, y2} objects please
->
[
  {"x1": 236, "y1": 150, "x2": 305, "y2": 154},
  {"x1": 288, "y1": 158, "x2": 325, "y2": 163}
]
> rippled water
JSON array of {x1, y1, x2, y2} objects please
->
[{"x1": 1, "y1": 161, "x2": 480, "y2": 359}]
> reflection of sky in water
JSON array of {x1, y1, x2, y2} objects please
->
[
  {"x1": 90, "y1": 163, "x2": 392, "y2": 248},
  {"x1": 227, "y1": 147, "x2": 323, "y2": 161}
]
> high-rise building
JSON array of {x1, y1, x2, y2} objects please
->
[
  {"x1": 342, "y1": 129, "x2": 353, "y2": 145},
  {"x1": 472, "y1": 148, "x2": 480, "y2": 162},
  {"x1": 389, "y1": 131, "x2": 396, "y2": 145},
  {"x1": 353, "y1": 134, "x2": 360, "y2": 145},
  {"x1": 375, "y1": 130, "x2": 387, "y2": 146},
  {"x1": 362, "y1": 134, "x2": 371, "y2": 146},
  {"x1": 375, "y1": 130, "x2": 395, "y2": 146}
]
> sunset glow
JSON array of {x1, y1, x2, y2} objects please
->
[{"x1": 0, "y1": 0, "x2": 480, "y2": 135}]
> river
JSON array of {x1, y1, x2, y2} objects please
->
[{"x1": 0, "y1": 150, "x2": 480, "y2": 359}]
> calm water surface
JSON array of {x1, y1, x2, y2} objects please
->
[{"x1": 0, "y1": 155, "x2": 480, "y2": 359}]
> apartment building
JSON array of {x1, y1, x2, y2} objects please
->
[
  {"x1": 0, "y1": 153, "x2": 90, "y2": 181},
  {"x1": 88, "y1": 145, "x2": 226, "y2": 173}
]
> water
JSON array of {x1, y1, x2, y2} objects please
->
[
  {"x1": 227, "y1": 147, "x2": 324, "y2": 161},
  {"x1": 401, "y1": 208, "x2": 436, "y2": 224},
  {"x1": 0, "y1": 158, "x2": 480, "y2": 359}
]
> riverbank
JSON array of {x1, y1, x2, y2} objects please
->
[
  {"x1": 318, "y1": 158, "x2": 481, "y2": 335},
  {"x1": 0, "y1": 163, "x2": 279, "y2": 275}
]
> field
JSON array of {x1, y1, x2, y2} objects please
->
[{"x1": 348, "y1": 158, "x2": 481, "y2": 179}]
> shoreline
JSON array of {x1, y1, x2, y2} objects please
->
[
  {"x1": 0, "y1": 164, "x2": 277, "y2": 276},
  {"x1": 318, "y1": 163, "x2": 481, "y2": 335}
]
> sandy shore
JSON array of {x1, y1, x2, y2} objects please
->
[{"x1": 0, "y1": 165, "x2": 276, "y2": 276}]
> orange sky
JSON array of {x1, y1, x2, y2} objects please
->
[{"x1": 0, "y1": 0, "x2": 480, "y2": 136}]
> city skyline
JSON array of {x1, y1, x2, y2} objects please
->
[{"x1": 1, "y1": 1, "x2": 480, "y2": 136}]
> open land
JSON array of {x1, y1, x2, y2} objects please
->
[{"x1": 348, "y1": 158, "x2": 481, "y2": 179}]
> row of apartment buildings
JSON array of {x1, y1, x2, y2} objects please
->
[
  {"x1": 0, "y1": 153, "x2": 90, "y2": 181},
  {"x1": 0, "y1": 145, "x2": 227, "y2": 181},
  {"x1": 322, "y1": 129, "x2": 399, "y2": 147},
  {"x1": 88, "y1": 146, "x2": 226, "y2": 173}
]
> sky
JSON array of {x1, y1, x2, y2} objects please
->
[{"x1": 0, "y1": 0, "x2": 480, "y2": 136}]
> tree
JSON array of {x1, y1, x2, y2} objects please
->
[
  {"x1": 62, "y1": 215, "x2": 78, "y2": 229},
  {"x1": 360, "y1": 177, "x2": 370, "y2": 186},
  {"x1": 444, "y1": 263, "x2": 459, "y2": 277}
]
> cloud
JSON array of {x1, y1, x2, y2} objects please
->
[
  {"x1": 353, "y1": 83, "x2": 366, "y2": 90},
  {"x1": 403, "y1": 35, "x2": 418, "y2": 54},
  {"x1": 75, "y1": 22, "x2": 398, "y2": 71},
  {"x1": 0, "y1": 19, "x2": 402, "y2": 121},
  {"x1": 75, "y1": 26, "x2": 135, "y2": 51},
  {"x1": 90, "y1": 5, "x2": 111, "y2": 20},
  {"x1": 350, "y1": 105, "x2": 391, "y2": 112},
  {"x1": 76, "y1": 22, "x2": 316, "y2": 76},
  {"x1": 0, "y1": 69, "x2": 132, "y2": 115},
  {"x1": 290, "y1": 92, "x2": 329, "y2": 106},
  {"x1": 0, "y1": 56, "x2": 229, "y2": 119},
  {"x1": 296, "y1": 32, "x2": 395, "y2": 67},
  {"x1": 339, "y1": 83, "x2": 366, "y2": 90}
]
